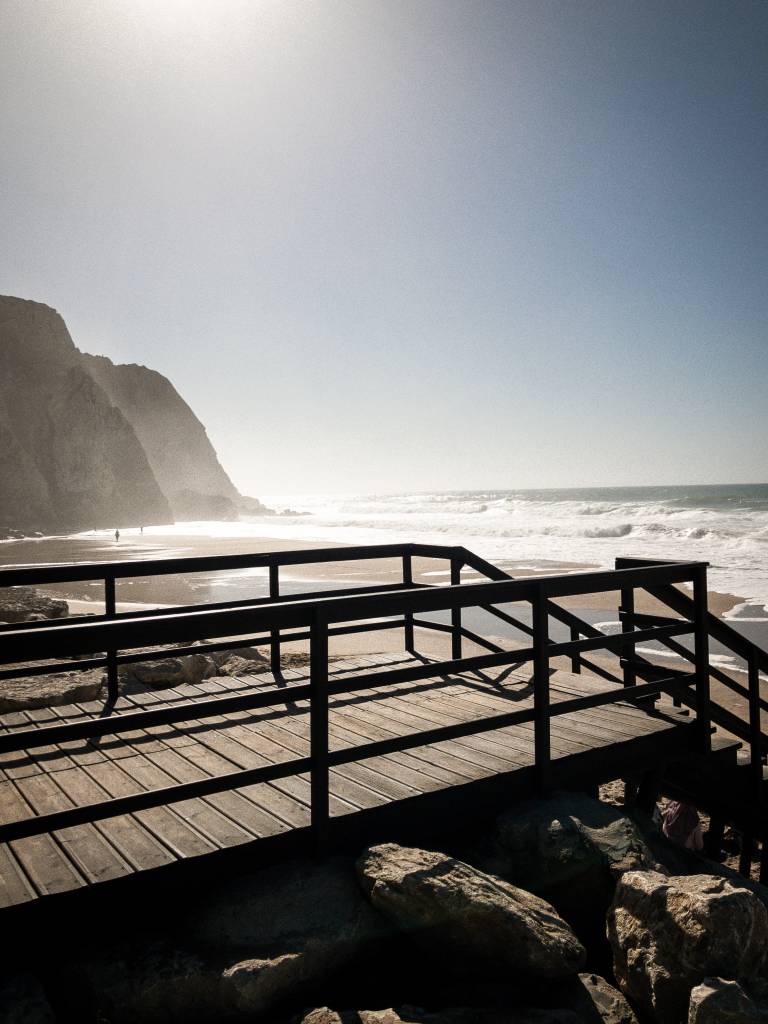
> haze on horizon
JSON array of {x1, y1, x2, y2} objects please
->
[{"x1": 1, "y1": 0, "x2": 766, "y2": 496}]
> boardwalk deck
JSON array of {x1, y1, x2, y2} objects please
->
[{"x1": 0, "y1": 652, "x2": 695, "y2": 915}]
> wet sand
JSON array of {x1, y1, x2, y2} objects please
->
[{"x1": 0, "y1": 528, "x2": 745, "y2": 620}]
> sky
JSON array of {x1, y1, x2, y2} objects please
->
[{"x1": 1, "y1": 0, "x2": 767, "y2": 496}]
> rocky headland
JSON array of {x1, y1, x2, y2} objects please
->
[{"x1": 0, "y1": 295, "x2": 269, "y2": 535}]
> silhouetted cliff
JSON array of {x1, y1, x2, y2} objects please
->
[
  {"x1": 82, "y1": 354, "x2": 245, "y2": 520},
  {"x1": 0, "y1": 296, "x2": 265, "y2": 533}
]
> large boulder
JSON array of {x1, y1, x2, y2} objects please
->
[
  {"x1": 75, "y1": 857, "x2": 386, "y2": 1021},
  {"x1": 119, "y1": 654, "x2": 216, "y2": 689},
  {"x1": 687, "y1": 978, "x2": 768, "y2": 1023},
  {"x1": 301, "y1": 1008, "x2": 582, "y2": 1024},
  {"x1": 188, "y1": 855, "x2": 383, "y2": 957},
  {"x1": 556, "y1": 974, "x2": 638, "y2": 1024},
  {"x1": 0, "y1": 587, "x2": 68, "y2": 622},
  {"x1": 491, "y1": 793, "x2": 659, "y2": 924},
  {"x1": 0, "y1": 973, "x2": 56, "y2": 1023},
  {"x1": 0, "y1": 668, "x2": 104, "y2": 711},
  {"x1": 357, "y1": 844, "x2": 585, "y2": 979},
  {"x1": 607, "y1": 871, "x2": 768, "y2": 1024}
]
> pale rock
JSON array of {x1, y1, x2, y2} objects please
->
[
  {"x1": 687, "y1": 977, "x2": 768, "y2": 1023},
  {"x1": 357, "y1": 844, "x2": 585, "y2": 979},
  {"x1": 607, "y1": 871, "x2": 768, "y2": 1024},
  {"x1": 0, "y1": 668, "x2": 104, "y2": 712}
]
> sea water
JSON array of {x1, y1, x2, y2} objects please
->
[{"x1": 149, "y1": 483, "x2": 768, "y2": 617}]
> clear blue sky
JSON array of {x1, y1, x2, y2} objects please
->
[{"x1": 1, "y1": 0, "x2": 766, "y2": 494}]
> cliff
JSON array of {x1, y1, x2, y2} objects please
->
[
  {"x1": 0, "y1": 295, "x2": 263, "y2": 533},
  {"x1": 82, "y1": 354, "x2": 244, "y2": 520},
  {"x1": 0, "y1": 296, "x2": 172, "y2": 532}
]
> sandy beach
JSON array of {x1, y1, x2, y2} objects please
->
[{"x1": 0, "y1": 528, "x2": 744, "y2": 617}]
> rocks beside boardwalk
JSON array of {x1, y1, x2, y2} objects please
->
[
  {"x1": 607, "y1": 871, "x2": 768, "y2": 1023},
  {"x1": 5, "y1": 791, "x2": 768, "y2": 1023},
  {"x1": 357, "y1": 844, "x2": 585, "y2": 979},
  {"x1": 0, "y1": 585, "x2": 68, "y2": 623}
]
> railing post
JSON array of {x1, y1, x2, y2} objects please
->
[
  {"x1": 451, "y1": 554, "x2": 462, "y2": 661},
  {"x1": 532, "y1": 588, "x2": 550, "y2": 793},
  {"x1": 693, "y1": 564, "x2": 711, "y2": 753},
  {"x1": 310, "y1": 611, "x2": 330, "y2": 855},
  {"x1": 748, "y1": 650, "x2": 762, "y2": 794},
  {"x1": 269, "y1": 562, "x2": 281, "y2": 677},
  {"x1": 403, "y1": 552, "x2": 415, "y2": 655},
  {"x1": 104, "y1": 575, "x2": 119, "y2": 703},
  {"x1": 569, "y1": 626, "x2": 581, "y2": 674},
  {"x1": 620, "y1": 586, "x2": 636, "y2": 688}
]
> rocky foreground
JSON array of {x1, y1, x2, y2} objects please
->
[{"x1": 3, "y1": 791, "x2": 768, "y2": 1023}]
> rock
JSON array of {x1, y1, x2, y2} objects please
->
[
  {"x1": 570, "y1": 973, "x2": 638, "y2": 1024},
  {"x1": 72, "y1": 943, "x2": 223, "y2": 1023},
  {"x1": 0, "y1": 973, "x2": 56, "y2": 1023},
  {"x1": 0, "y1": 586, "x2": 68, "y2": 622},
  {"x1": 75, "y1": 859, "x2": 385, "y2": 1021},
  {"x1": 189, "y1": 855, "x2": 381, "y2": 951},
  {"x1": 688, "y1": 978, "x2": 768, "y2": 1023},
  {"x1": 0, "y1": 668, "x2": 104, "y2": 712},
  {"x1": 491, "y1": 793, "x2": 660, "y2": 921},
  {"x1": 607, "y1": 871, "x2": 768, "y2": 1024},
  {"x1": 120, "y1": 654, "x2": 215, "y2": 689},
  {"x1": 300, "y1": 1007, "x2": 582, "y2": 1024},
  {"x1": 357, "y1": 844, "x2": 585, "y2": 979},
  {"x1": 217, "y1": 652, "x2": 270, "y2": 678}
]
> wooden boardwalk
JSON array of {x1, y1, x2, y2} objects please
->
[{"x1": 0, "y1": 652, "x2": 695, "y2": 914}]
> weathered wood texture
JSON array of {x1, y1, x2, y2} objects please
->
[{"x1": 0, "y1": 653, "x2": 693, "y2": 913}]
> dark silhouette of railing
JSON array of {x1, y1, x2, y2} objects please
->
[{"x1": 0, "y1": 545, "x2": 711, "y2": 851}]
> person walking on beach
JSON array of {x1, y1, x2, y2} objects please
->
[{"x1": 115, "y1": 528, "x2": 120, "y2": 542}]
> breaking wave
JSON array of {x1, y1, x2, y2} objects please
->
[{"x1": 175, "y1": 483, "x2": 768, "y2": 611}]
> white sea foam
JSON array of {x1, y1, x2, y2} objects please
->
[{"x1": 81, "y1": 486, "x2": 768, "y2": 612}]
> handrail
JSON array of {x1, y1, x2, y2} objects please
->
[
  {"x1": 0, "y1": 541, "x2": 460, "y2": 587},
  {"x1": 0, "y1": 545, "x2": 711, "y2": 851},
  {"x1": 615, "y1": 556, "x2": 768, "y2": 786},
  {"x1": 0, "y1": 563, "x2": 705, "y2": 664}
]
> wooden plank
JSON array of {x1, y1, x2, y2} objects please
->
[
  {"x1": 82, "y1": 759, "x2": 218, "y2": 859},
  {"x1": 13, "y1": 773, "x2": 132, "y2": 885},
  {"x1": 0, "y1": 843, "x2": 37, "y2": 908},
  {"x1": 0, "y1": 780, "x2": 87, "y2": 896},
  {"x1": 117, "y1": 754, "x2": 254, "y2": 851},
  {"x1": 177, "y1": 744, "x2": 306, "y2": 833},
  {"x1": 48, "y1": 766, "x2": 175, "y2": 872}
]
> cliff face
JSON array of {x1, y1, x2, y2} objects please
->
[
  {"x1": 0, "y1": 297, "x2": 172, "y2": 532},
  {"x1": 82, "y1": 354, "x2": 242, "y2": 520},
  {"x1": 0, "y1": 295, "x2": 259, "y2": 533}
]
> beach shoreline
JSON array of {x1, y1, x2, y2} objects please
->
[{"x1": 0, "y1": 527, "x2": 747, "y2": 621}]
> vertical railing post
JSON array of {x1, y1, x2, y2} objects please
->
[
  {"x1": 269, "y1": 562, "x2": 281, "y2": 677},
  {"x1": 620, "y1": 585, "x2": 636, "y2": 688},
  {"x1": 532, "y1": 588, "x2": 551, "y2": 793},
  {"x1": 403, "y1": 552, "x2": 415, "y2": 655},
  {"x1": 693, "y1": 564, "x2": 711, "y2": 753},
  {"x1": 569, "y1": 626, "x2": 581, "y2": 674},
  {"x1": 748, "y1": 650, "x2": 762, "y2": 795},
  {"x1": 309, "y1": 611, "x2": 330, "y2": 855},
  {"x1": 104, "y1": 574, "x2": 119, "y2": 703},
  {"x1": 451, "y1": 554, "x2": 462, "y2": 661}
]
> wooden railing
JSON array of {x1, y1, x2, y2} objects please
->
[
  {"x1": 614, "y1": 556, "x2": 768, "y2": 790},
  {"x1": 0, "y1": 548, "x2": 710, "y2": 850}
]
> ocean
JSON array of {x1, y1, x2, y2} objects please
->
[{"x1": 143, "y1": 483, "x2": 768, "y2": 617}]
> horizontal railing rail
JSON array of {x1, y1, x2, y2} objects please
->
[
  {"x1": 615, "y1": 556, "x2": 768, "y2": 784},
  {"x1": 0, "y1": 551, "x2": 710, "y2": 849}
]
